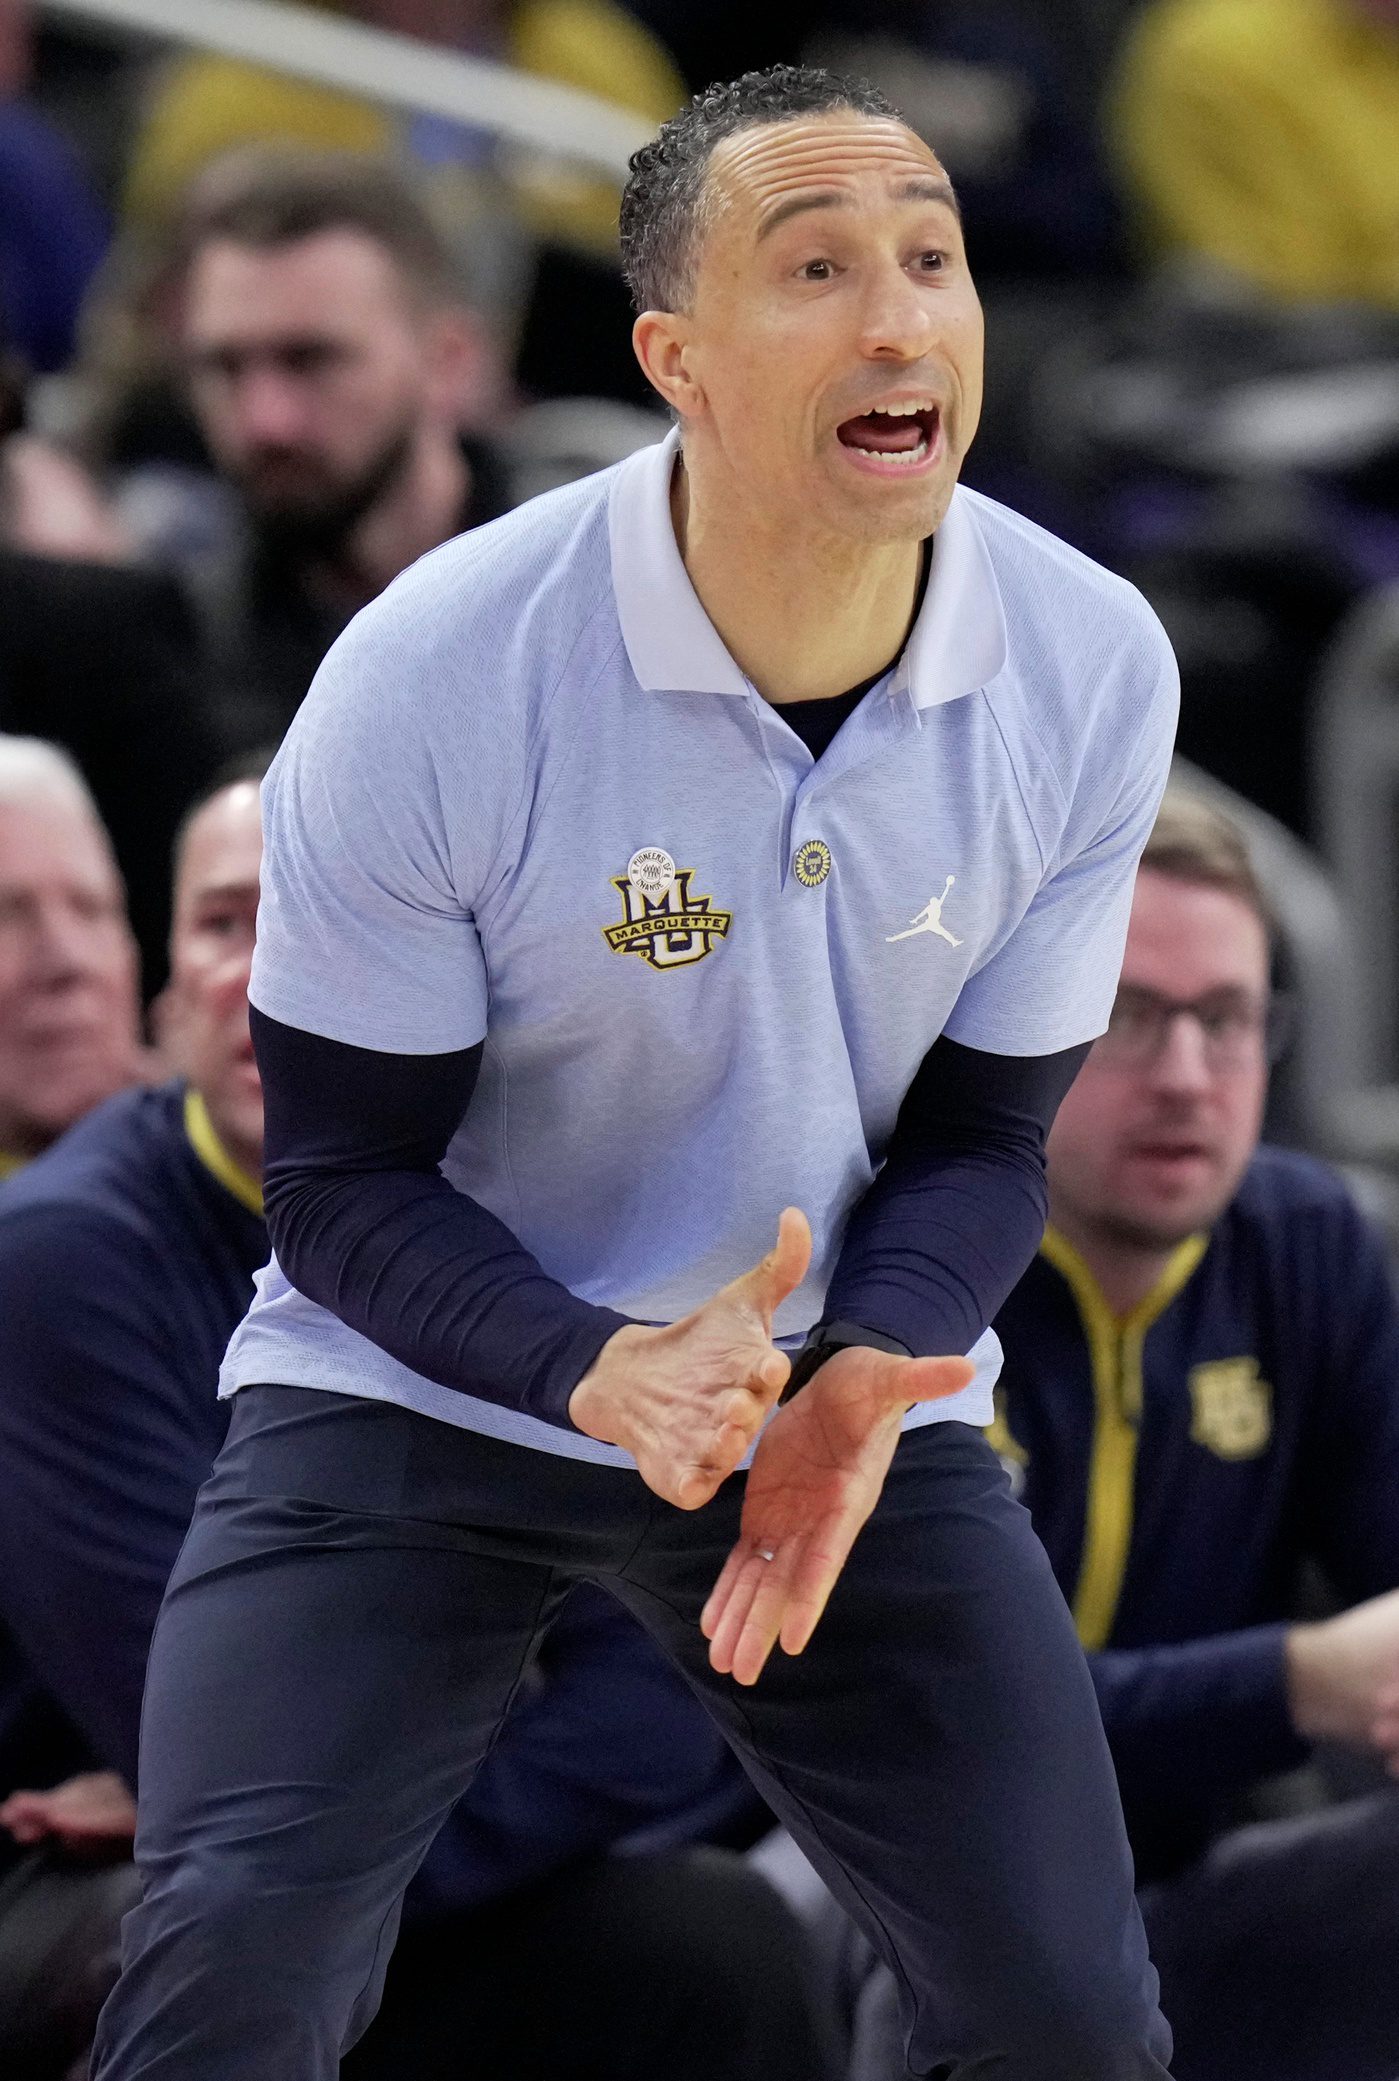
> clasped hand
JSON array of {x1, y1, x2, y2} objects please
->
[
  {"x1": 569, "y1": 1209, "x2": 973, "y2": 1685},
  {"x1": 0, "y1": 1770, "x2": 136, "y2": 1858}
]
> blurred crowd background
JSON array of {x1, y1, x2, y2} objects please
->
[{"x1": 2, "y1": 3, "x2": 1399, "y2": 2076}]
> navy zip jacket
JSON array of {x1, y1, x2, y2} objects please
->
[
  {"x1": 0, "y1": 1083, "x2": 741, "y2": 1896},
  {"x1": 990, "y1": 1144, "x2": 1399, "y2": 1881}
]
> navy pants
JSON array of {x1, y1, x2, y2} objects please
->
[{"x1": 93, "y1": 1388, "x2": 1172, "y2": 2080}]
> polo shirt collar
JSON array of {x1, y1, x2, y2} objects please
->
[
  {"x1": 609, "y1": 427, "x2": 749, "y2": 697},
  {"x1": 608, "y1": 425, "x2": 1007, "y2": 709},
  {"x1": 892, "y1": 476, "x2": 1008, "y2": 712}
]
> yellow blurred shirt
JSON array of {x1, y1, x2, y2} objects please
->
[
  {"x1": 1110, "y1": 0, "x2": 1399, "y2": 307},
  {"x1": 124, "y1": 0, "x2": 683, "y2": 256}
]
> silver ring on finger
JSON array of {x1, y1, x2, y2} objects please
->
[{"x1": 755, "y1": 1545, "x2": 777, "y2": 1563}]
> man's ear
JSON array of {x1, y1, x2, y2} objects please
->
[
  {"x1": 632, "y1": 310, "x2": 702, "y2": 419},
  {"x1": 422, "y1": 304, "x2": 504, "y2": 430}
]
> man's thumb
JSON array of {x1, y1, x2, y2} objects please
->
[
  {"x1": 897, "y1": 1353, "x2": 976, "y2": 1406},
  {"x1": 729, "y1": 1207, "x2": 812, "y2": 1327}
]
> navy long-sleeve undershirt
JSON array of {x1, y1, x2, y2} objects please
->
[
  {"x1": 254, "y1": 1007, "x2": 1089, "y2": 1423},
  {"x1": 821, "y1": 1033, "x2": 1090, "y2": 1360},
  {"x1": 254, "y1": 1009, "x2": 628, "y2": 1433}
]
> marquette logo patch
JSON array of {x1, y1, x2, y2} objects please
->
[
  {"x1": 603, "y1": 868, "x2": 732, "y2": 970},
  {"x1": 1189, "y1": 1357, "x2": 1273, "y2": 1461},
  {"x1": 793, "y1": 839, "x2": 832, "y2": 888}
]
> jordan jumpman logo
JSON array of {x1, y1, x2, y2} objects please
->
[{"x1": 886, "y1": 875, "x2": 963, "y2": 946}]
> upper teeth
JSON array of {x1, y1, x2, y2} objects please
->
[{"x1": 875, "y1": 400, "x2": 933, "y2": 416}]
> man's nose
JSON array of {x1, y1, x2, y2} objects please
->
[
  {"x1": 233, "y1": 366, "x2": 311, "y2": 447},
  {"x1": 1149, "y1": 1010, "x2": 1215, "y2": 1093},
  {"x1": 857, "y1": 259, "x2": 934, "y2": 361}
]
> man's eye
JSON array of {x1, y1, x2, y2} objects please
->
[
  {"x1": 1201, "y1": 1008, "x2": 1249, "y2": 1042},
  {"x1": 193, "y1": 352, "x2": 241, "y2": 386},
  {"x1": 800, "y1": 259, "x2": 834, "y2": 282},
  {"x1": 916, "y1": 251, "x2": 946, "y2": 273},
  {"x1": 282, "y1": 346, "x2": 335, "y2": 377}
]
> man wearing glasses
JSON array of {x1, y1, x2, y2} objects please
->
[{"x1": 848, "y1": 788, "x2": 1399, "y2": 2081}]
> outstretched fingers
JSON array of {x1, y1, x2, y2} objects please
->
[
  {"x1": 702, "y1": 1510, "x2": 856, "y2": 1687},
  {"x1": 713, "y1": 1518, "x2": 860, "y2": 1687},
  {"x1": 775, "y1": 1512, "x2": 864, "y2": 1661},
  {"x1": 700, "y1": 1535, "x2": 762, "y2": 1641},
  {"x1": 704, "y1": 1538, "x2": 800, "y2": 1683},
  {"x1": 699, "y1": 1347, "x2": 978, "y2": 1677}
]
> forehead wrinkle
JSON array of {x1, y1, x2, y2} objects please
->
[
  {"x1": 712, "y1": 117, "x2": 948, "y2": 228},
  {"x1": 757, "y1": 177, "x2": 960, "y2": 243}
]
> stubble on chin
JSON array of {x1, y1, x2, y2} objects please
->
[{"x1": 1091, "y1": 1187, "x2": 1233, "y2": 1255}]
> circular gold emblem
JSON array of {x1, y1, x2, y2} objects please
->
[{"x1": 793, "y1": 839, "x2": 832, "y2": 888}]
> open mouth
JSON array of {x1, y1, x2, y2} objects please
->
[
  {"x1": 836, "y1": 400, "x2": 941, "y2": 469},
  {"x1": 1131, "y1": 1141, "x2": 1214, "y2": 1168}
]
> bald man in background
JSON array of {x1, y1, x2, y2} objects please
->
[{"x1": 0, "y1": 734, "x2": 144, "y2": 1178}]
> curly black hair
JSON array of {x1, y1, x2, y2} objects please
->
[{"x1": 619, "y1": 64, "x2": 899, "y2": 316}]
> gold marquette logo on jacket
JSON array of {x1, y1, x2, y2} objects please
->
[
  {"x1": 604, "y1": 848, "x2": 731, "y2": 970},
  {"x1": 1188, "y1": 1357, "x2": 1273, "y2": 1461}
]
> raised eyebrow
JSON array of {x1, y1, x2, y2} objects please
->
[
  {"x1": 756, "y1": 176, "x2": 961, "y2": 244},
  {"x1": 898, "y1": 176, "x2": 961, "y2": 221},
  {"x1": 186, "y1": 335, "x2": 340, "y2": 367},
  {"x1": 193, "y1": 881, "x2": 261, "y2": 906}
]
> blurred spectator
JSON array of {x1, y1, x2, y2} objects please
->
[
  {"x1": 844, "y1": 792, "x2": 1399, "y2": 2081},
  {"x1": 0, "y1": 0, "x2": 108, "y2": 374},
  {"x1": 0, "y1": 765, "x2": 838, "y2": 2081},
  {"x1": 0, "y1": 551, "x2": 221, "y2": 993},
  {"x1": 1110, "y1": 0, "x2": 1399, "y2": 308},
  {"x1": 0, "y1": 735, "x2": 142, "y2": 1175},
  {"x1": 121, "y1": 0, "x2": 684, "y2": 399},
  {"x1": 163, "y1": 148, "x2": 514, "y2": 752}
]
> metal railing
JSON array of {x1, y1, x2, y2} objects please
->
[{"x1": 36, "y1": 0, "x2": 653, "y2": 179}]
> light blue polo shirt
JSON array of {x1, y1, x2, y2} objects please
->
[{"x1": 221, "y1": 428, "x2": 1178, "y2": 1464}]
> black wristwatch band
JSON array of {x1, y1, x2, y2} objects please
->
[{"x1": 779, "y1": 1319, "x2": 912, "y2": 1404}]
